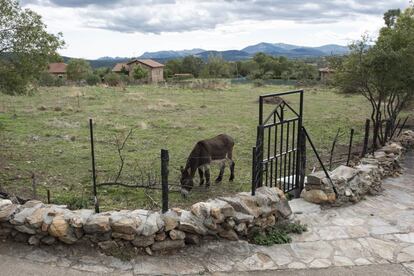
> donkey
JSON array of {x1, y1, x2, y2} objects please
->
[{"x1": 180, "y1": 134, "x2": 235, "y2": 197}]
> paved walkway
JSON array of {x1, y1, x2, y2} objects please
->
[{"x1": 0, "y1": 153, "x2": 413, "y2": 275}]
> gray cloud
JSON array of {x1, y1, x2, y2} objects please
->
[{"x1": 21, "y1": 0, "x2": 408, "y2": 33}]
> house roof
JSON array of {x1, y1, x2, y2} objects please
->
[
  {"x1": 319, "y1": 67, "x2": 335, "y2": 73},
  {"x1": 112, "y1": 63, "x2": 129, "y2": 72},
  {"x1": 48, "y1": 63, "x2": 67, "y2": 74},
  {"x1": 127, "y1": 59, "x2": 165, "y2": 68}
]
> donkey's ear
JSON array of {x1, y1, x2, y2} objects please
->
[{"x1": 180, "y1": 166, "x2": 184, "y2": 173}]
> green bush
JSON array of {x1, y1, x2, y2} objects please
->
[
  {"x1": 251, "y1": 221, "x2": 307, "y2": 246},
  {"x1": 38, "y1": 72, "x2": 57, "y2": 86},
  {"x1": 86, "y1": 74, "x2": 101, "y2": 86},
  {"x1": 105, "y1": 72, "x2": 120, "y2": 86}
]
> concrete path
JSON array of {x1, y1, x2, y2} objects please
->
[{"x1": 0, "y1": 152, "x2": 413, "y2": 275}]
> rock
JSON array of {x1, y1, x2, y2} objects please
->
[
  {"x1": 0, "y1": 199, "x2": 12, "y2": 209},
  {"x1": 41, "y1": 236, "x2": 56, "y2": 245},
  {"x1": 151, "y1": 239, "x2": 185, "y2": 251},
  {"x1": 110, "y1": 213, "x2": 140, "y2": 234},
  {"x1": 134, "y1": 211, "x2": 164, "y2": 236},
  {"x1": 26, "y1": 207, "x2": 50, "y2": 228},
  {"x1": 233, "y1": 212, "x2": 254, "y2": 223},
  {"x1": 345, "y1": 189, "x2": 352, "y2": 197},
  {"x1": 28, "y1": 235, "x2": 40, "y2": 246},
  {"x1": 218, "y1": 229, "x2": 238, "y2": 241},
  {"x1": 203, "y1": 217, "x2": 218, "y2": 231},
  {"x1": 184, "y1": 233, "x2": 200, "y2": 245},
  {"x1": 207, "y1": 199, "x2": 235, "y2": 218},
  {"x1": 178, "y1": 211, "x2": 208, "y2": 235},
  {"x1": 331, "y1": 165, "x2": 358, "y2": 181},
  {"x1": 14, "y1": 232, "x2": 29, "y2": 243},
  {"x1": 49, "y1": 215, "x2": 77, "y2": 244},
  {"x1": 70, "y1": 209, "x2": 94, "y2": 228},
  {"x1": 327, "y1": 193, "x2": 336, "y2": 203},
  {"x1": 111, "y1": 232, "x2": 135, "y2": 241},
  {"x1": 98, "y1": 240, "x2": 119, "y2": 252},
  {"x1": 169, "y1": 229, "x2": 185, "y2": 240},
  {"x1": 131, "y1": 235, "x2": 155, "y2": 247},
  {"x1": 307, "y1": 171, "x2": 326, "y2": 184},
  {"x1": 235, "y1": 223, "x2": 247, "y2": 234},
  {"x1": 84, "y1": 214, "x2": 111, "y2": 234},
  {"x1": 155, "y1": 231, "x2": 166, "y2": 241},
  {"x1": 145, "y1": 247, "x2": 153, "y2": 256},
  {"x1": 161, "y1": 211, "x2": 179, "y2": 231},
  {"x1": 276, "y1": 198, "x2": 292, "y2": 218},
  {"x1": 301, "y1": 189, "x2": 328, "y2": 204},
  {"x1": 37, "y1": 105, "x2": 47, "y2": 111},
  {"x1": 15, "y1": 225, "x2": 36, "y2": 235},
  {"x1": 191, "y1": 202, "x2": 211, "y2": 219},
  {"x1": 11, "y1": 206, "x2": 40, "y2": 225}
]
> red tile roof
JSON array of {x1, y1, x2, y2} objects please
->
[
  {"x1": 127, "y1": 59, "x2": 165, "y2": 68},
  {"x1": 112, "y1": 63, "x2": 129, "y2": 72},
  {"x1": 48, "y1": 63, "x2": 67, "y2": 74}
]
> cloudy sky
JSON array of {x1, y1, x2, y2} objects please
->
[{"x1": 21, "y1": 0, "x2": 410, "y2": 59}]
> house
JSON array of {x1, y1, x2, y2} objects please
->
[
  {"x1": 48, "y1": 62, "x2": 67, "y2": 78},
  {"x1": 318, "y1": 67, "x2": 335, "y2": 83},
  {"x1": 112, "y1": 59, "x2": 165, "y2": 83}
]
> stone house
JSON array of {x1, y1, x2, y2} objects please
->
[
  {"x1": 318, "y1": 67, "x2": 335, "y2": 83},
  {"x1": 112, "y1": 59, "x2": 164, "y2": 83},
  {"x1": 48, "y1": 62, "x2": 67, "y2": 78}
]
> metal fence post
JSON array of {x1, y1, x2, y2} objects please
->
[
  {"x1": 256, "y1": 125, "x2": 265, "y2": 188},
  {"x1": 251, "y1": 147, "x2": 257, "y2": 196},
  {"x1": 298, "y1": 127, "x2": 307, "y2": 197},
  {"x1": 161, "y1": 149, "x2": 169, "y2": 213},
  {"x1": 89, "y1": 118, "x2": 99, "y2": 213},
  {"x1": 346, "y1": 128, "x2": 354, "y2": 166},
  {"x1": 361, "y1": 119, "x2": 370, "y2": 157}
]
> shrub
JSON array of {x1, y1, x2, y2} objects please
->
[
  {"x1": 38, "y1": 72, "x2": 57, "y2": 86},
  {"x1": 86, "y1": 74, "x2": 100, "y2": 86},
  {"x1": 251, "y1": 221, "x2": 307, "y2": 246},
  {"x1": 253, "y1": 79, "x2": 265, "y2": 87},
  {"x1": 105, "y1": 72, "x2": 120, "y2": 86}
]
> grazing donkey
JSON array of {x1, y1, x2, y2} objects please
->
[{"x1": 180, "y1": 134, "x2": 235, "y2": 197}]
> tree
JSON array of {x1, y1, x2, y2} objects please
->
[
  {"x1": 66, "y1": 59, "x2": 92, "y2": 82},
  {"x1": 132, "y1": 65, "x2": 148, "y2": 80},
  {"x1": 333, "y1": 7, "x2": 414, "y2": 148},
  {"x1": 201, "y1": 55, "x2": 230, "y2": 78},
  {"x1": 0, "y1": 0, "x2": 64, "y2": 94},
  {"x1": 105, "y1": 72, "x2": 120, "y2": 86},
  {"x1": 181, "y1": 56, "x2": 204, "y2": 77}
]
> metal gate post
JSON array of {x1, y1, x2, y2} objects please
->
[
  {"x1": 161, "y1": 149, "x2": 169, "y2": 213},
  {"x1": 256, "y1": 125, "x2": 265, "y2": 188}
]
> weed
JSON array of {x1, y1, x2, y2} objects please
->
[{"x1": 251, "y1": 221, "x2": 307, "y2": 246}]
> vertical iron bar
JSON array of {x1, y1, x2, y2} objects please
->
[
  {"x1": 285, "y1": 121, "x2": 290, "y2": 191},
  {"x1": 266, "y1": 127, "x2": 271, "y2": 186},
  {"x1": 361, "y1": 119, "x2": 370, "y2": 157},
  {"x1": 89, "y1": 118, "x2": 99, "y2": 213},
  {"x1": 291, "y1": 120, "x2": 296, "y2": 189},
  {"x1": 259, "y1": 96, "x2": 264, "y2": 125},
  {"x1": 279, "y1": 107, "x2": 284, "y2": 192},
  {"x1": 294, "y1": 90, "x2": 304, "y2": 197},
  {"x1": 47, "y1": 189, "x2": 50, "y2": 204},
  {"x1": 274, "y1": 124, "x2": 278, "y2": 188},
  {"x1": 346, "y1": 128, "x2": 354, "y2": 166},
  {"x1": 256, "y1": 125, "x2": 265, "y2": 187},
  {"x1": 161, "y1": 149, "x2": 169, "y2": 213},
  {"x1": 298, "y1": 128, "x2": 307, "y2": 197},
  {"x1": 251, "y1": 147, "x2": 257, "y2": 195}
]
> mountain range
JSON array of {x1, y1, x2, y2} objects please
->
[{"x1": 68, "y1": 42, "x2": 349, "y2": 68}]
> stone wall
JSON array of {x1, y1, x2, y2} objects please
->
[
  {"x1": 0, "y1": 186, "x2": 292, "y2": 253},
  {"x1": 302, "y1": 130, "x2": 414, "y2": 205}
]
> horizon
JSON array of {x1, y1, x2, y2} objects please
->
[{"x1": 21, "y1": 0, "x2": 410, "y2": 59}]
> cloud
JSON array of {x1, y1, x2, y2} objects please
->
[{"x1": 21, "y1": 0, "x2": 409, "y2": 34}]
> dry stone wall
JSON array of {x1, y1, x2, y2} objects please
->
[
  {"x1": 0, "y1": 186, "x2": 292, "y2": 253},
  {"x1": 302, "y1": 130, "x2": 414, "y2": 205}
]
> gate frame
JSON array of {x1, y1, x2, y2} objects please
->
[{"x1": 252, "y1": 90, "x2": 305, "y2": 197}]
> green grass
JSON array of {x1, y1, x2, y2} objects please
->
[
  {"x1": 0, "y1": 83, "x2": 373, "y2": 211},
  {"x1": 252, "y1": 221, "x2": 308, "y2": 246}
]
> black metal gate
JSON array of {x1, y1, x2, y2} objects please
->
[{"x1": 252, "y1": 90, "x2": 306, "y2": 196}]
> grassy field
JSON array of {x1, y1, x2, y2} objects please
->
[{"x1": 0, "y1": 83, "x2": 373, "y2": 211}]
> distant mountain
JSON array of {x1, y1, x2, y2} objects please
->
[
  {"x1": 140, "y1": 48, "x2": 205, "y2": 59},
  {"x1": 195, "y1": 50, "x2": 251, "y2": 61},
  {"x1": 61, "y1": 42, "x2": 349, "y2": 68}
]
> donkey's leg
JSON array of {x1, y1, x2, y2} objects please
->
[
  {"x1": 205, "y1": 166, "x2": 211, "y2": 188},
  {"x1": 227, "y1": 150, "x2": 235, "y2": 181},
  {"x1": 198, "y1": 168, "x2": 205, "y2": 186},
  {"x1": 215, "y1": 161, "x2": 226, "y2": 183}
]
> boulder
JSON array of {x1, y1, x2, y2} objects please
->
[
  {"x1": 331, "y1": 165, "x2": 358, "y2": 181},
  {"x1": 191, "y1": 202, "x2": 211, "y2": 219},
  {"x1": 70, "y1": 209, "x2": 94, "y2": 228},
  {"x1": 169, "y1": 229, "x2": 186, "y2": 240},
  {"x1": 110, "y1": 213, "x2": 140, "y2": 235},
  {"x1": 10, "y1": 206, "x2": 40, "y2": 225},
  {"x1": 151, "y1": 239, "x2": 185, "y2": 251},
  {"x1": 134, "y1": 211, "x2": 164, "y2": 236},
  {"x1": 0, "y1": 199, "x2": 12, "y2": 209},
  {"x1": 111, "y1": 232, "x2": 135, "y2": 241},
  {"x1": 307, "y1": 171, "x2": 326, "y2": 184},
  {"x1": 178, "y1": 211, "x2": 208, "y2": 235},
  {"x1": 207, "y1": 199, "x2": 235, "y2": 218},
  {"x1": 301, "y1": 189, "x2": 328, "y2": 204},
  {"x1": 131, "y1": 235, "x2": 155, "y2": 247},
  {"x1": 26, "y1": 207, "x2": 50, "y2": 228},
  {"x1": 48, "y1": 215, "x2": 77, "y2": 244},
  {"x1": 161, "y1": 210, "x2": 179, "y2": 231},
  {"x1": 84, "y1": 214, "x2": 111, "y2": 234},
  {"x1": 276, "y1": 197, "x2": 292, "y2": 218},
  {"x1": 233, "y1": 212, "x2": 254, "y2": 224},
  {"x1": 0, "y1": 204, "x2": 17, "y2": 222},
  {"x1": 218, "y1": 229, "x2": 238, "y2": 241},
  {"x1": 15, "y1": 225, "x2": 36, "y2": 235}
]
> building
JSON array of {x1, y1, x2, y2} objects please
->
[
  {"x1": 318, "y1": 67, "x2": 335, "y2": 83},
  {"x1": 112, "y1": 59, "x2": 164, "y2": 83},
  {"x1": 48, "y1": 62, "x2": 67, "y2": 78}
]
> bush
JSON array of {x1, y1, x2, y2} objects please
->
[
  {"x1": 86, "y1": 74, "x2": 100, "y2": 86},
  {"x1": 38, "y1": 72, "x2": 57, "y2": 86},
  {"x1": 119, "y1": 74, "x2": 132, "y2": 85},
  {"x1": 253, "y1": 79, "x2": 265, "y2": 87},
  {"x1": 251, "y1": 221, "x2": 307, "y2": 246},
  {"x1": 105, "y1": 72, "x2": 120, "y2": 86}
]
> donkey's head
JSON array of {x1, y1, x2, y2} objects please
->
[{"x1": 180, "y1": 166, "x2": 193, "y2": 198}]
